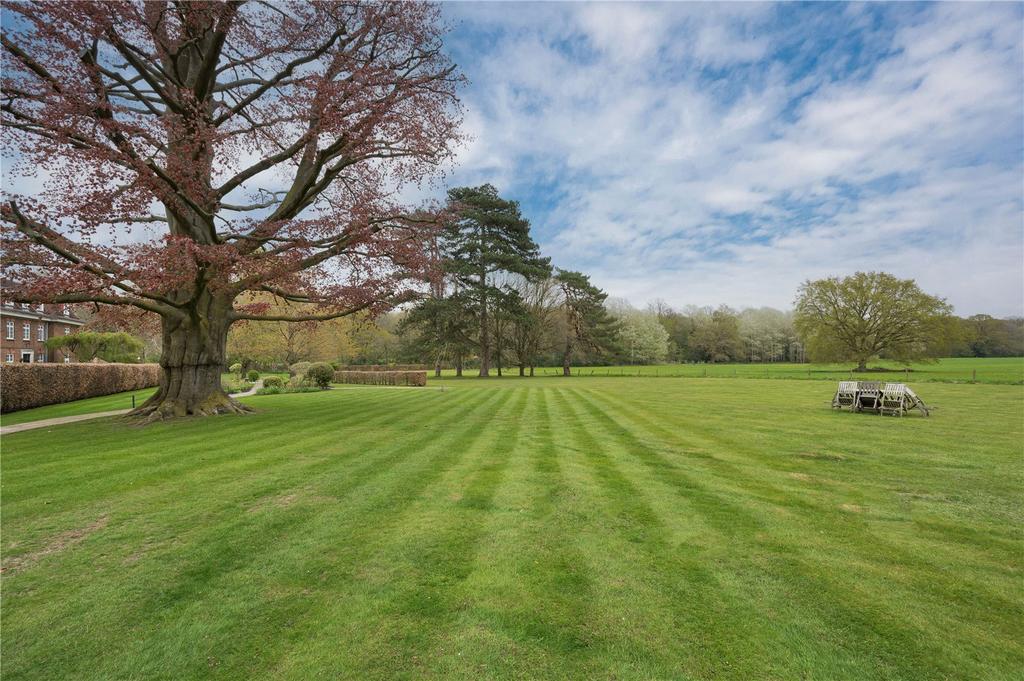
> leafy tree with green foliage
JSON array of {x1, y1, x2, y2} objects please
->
[
  {"x1": 399, "y1": 296, "x2": 475, "y2": 376},
  {"x1": 508, "y1": 277, "x2": 561, "y2": 376},
  {"x1": 443, "y1": 185, "x2": 550, "y2": 376},
  {"x1": 616, "y1": 311, "x2": 670, "y2": 364},
  {"x1": 961, "y1": 315, "x2": 1024, "y2": 357},
  {"x1": 46, "y1": 331, "x2": 145, "y2": 363},
  {"x1": 555, "y1": 270, "x2": 618, "y2": 376},
  {"x1": 794, "y1": 272, "x2": 954, "y2": 371},
  {"x1": 689, "y1": 306, "x2": 743, "y2": 363}
]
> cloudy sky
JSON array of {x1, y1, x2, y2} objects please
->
[{"x1": 436, "y1": 1, "x2": 1024, "y2": 317}]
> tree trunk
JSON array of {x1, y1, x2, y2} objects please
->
[
  {"x1": 434, "y1": 354, "x2": 442, "y2": 378},
  {"x1": 479, "y1": 302, "x2": 490, "y2": 377},
  {"x1": 518, "y1": 364, "x2": 525, "y2": 376},
  {"x1": 856, "y1": 359, "x2": 868, "y2": 372},
  {"x1": 455, "y1": 354, "x2": 463, "y2": 377},
  {"x1": 131, "y1": 295, "x2": 249, "y2": 421},
  {"x1": 562, "y1": 336, "x2": 571, "y2": 376},
  {"x1": 529, "y1": 365, "x2": 534, "y2": 377}
]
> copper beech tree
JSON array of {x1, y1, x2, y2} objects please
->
[{"x1": 1, "y1": 1, "x2": 463, "y2": 419}]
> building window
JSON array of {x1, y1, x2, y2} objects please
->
[
  {"x1": 22, "y1": 322, "x2": 31, "y2": 341},
  {"x1": 64, "y1": 326, "x2": 70, "y2": 335},
  {"x1": 64, "y1": 356, "x2": 71, "y2": 363},
  {"x1": 37, "y1": 303, "x2": 45, "y2": 312},
  {"x1": 36, "y1": 352, "x2": 46, "y2": 363},
  {"x1": 5, "y1": 320, "x2": 13, "y2": 340},
  {"x1": 37, "y1": 324, "x2": 46, "y2": 341},
  {"x1": 4, "y1": 353, "x2": 12, "y2": 363},
  {"x1": 62, "y1": 304, "x2": 70, "y2": 317}
]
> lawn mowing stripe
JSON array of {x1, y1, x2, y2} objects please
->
[
  {"x1": 364, "y1": 387, "x2": 533, "y2": 678},
  {"x1": 413, "y1": 387, "x2": 608, "y2": 678},
  {"x1": 239, "y1": 387, "x2": 527, "y2": 680},
  {"x1": 98, "y1": 385, "x2": 512, "y2": 675},
  {"x1": 1, "y1": 388, "x2": 499, "y2": 681},
  {"x1": 569, "y1": 385, "x2": 1021, "y2": 679},
  {"x1": 549, "y1": 386, "x2": 788, "y2": 679},
  {"x1": 1, "y1": 389, "x2": 468, "y2": 553},
  {"x1": 562, "y1": 387, "x2": 765, "y2": 538},
  {"x1": 576, "y1": 384, "x2": 1024, "y2": 622}
]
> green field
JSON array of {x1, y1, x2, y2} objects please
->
[
  {"x1": 455, "y1": 357, "x2": 1024, "y2": 384},
  {"x1": 2, "y1": 375, "x2": 1021, "y2": 680}
]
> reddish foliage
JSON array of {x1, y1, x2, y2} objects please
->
[
  {"x1": 332, "y1": 370, "x2": 426, "y2": 387},
  {"x1": 0, "y1": 363, "x2": 160, "y2": 412},
  {"x1": 1, "y1": 1, "x2": 463, "y2": 323}
]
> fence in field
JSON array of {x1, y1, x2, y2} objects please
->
[{"x1": 514, "y1": 363, "x2": 1022, "y2": 385}]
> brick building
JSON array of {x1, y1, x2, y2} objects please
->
[{"x1": 0, "y1": 302, "x2": 85, "y2": 363}]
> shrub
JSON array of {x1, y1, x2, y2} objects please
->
[
  {"x1": 0, "y1": 363, "x2": 161, "y2": 413},
  {"x1": 287, "y1": 375, "x2": 307, "y2": 388},
  {"x1": 262, "y1": 376, "x2": 284, "y2": 388},
  {"x1": 247, "y1": 370, "x2": 260, "y2": 381},
  {"x1": 336, "y1": 364, "x2": 427, "y2": 372},
  {"x1": 332, "y1": 370, "x2": 427, "y2": 387},
  {"x1": 229, "y1": 363, "x2": 242, "y2": 374},
  {"x1": 288, "y1": 361, "x2": 312, "y2": 377},
  {"x1": 306, "y1": 362, "x2": 334, "y2": 389},
  {"x1": 255, "y1": 385, "x2": 322, "y2": 396}
]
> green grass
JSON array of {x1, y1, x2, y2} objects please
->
[
  {"x1": 1, "y1": 373, "x2": 291, "y2": 426},
  {"x1": 2, "y1": 378, "x2": 1022, "y2": 680},
  {"x1": 0, "y1": 387, "x2": 159, "y2": 426},
  {"x1": 455, "y1": 356, "x2": 1024, "y2": 384}
]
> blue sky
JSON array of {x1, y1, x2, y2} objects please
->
[{"x1": 435, "y1": 1, "x2": 1024, "y2": 316}]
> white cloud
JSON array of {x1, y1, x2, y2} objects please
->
[{"x1": 442, "y1": 1, "x2": 1024, "y2": 316}]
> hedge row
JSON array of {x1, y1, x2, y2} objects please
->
[
  {"x1": 336, "y1": 364, "x2": 427, "y2": 372},
  {"x1": 0, "y1": 363, "x2": 161, "y2": 413},
  {"x1": 332, "y1": 370, "x2": 427, "y2": 387}
]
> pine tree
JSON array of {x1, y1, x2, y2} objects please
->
[
  {"x1": 444, "y1": 185, "x2": 551, "y2": 376},
  {"x1": 555, "y1": 270, "x2": 619, "y2": 375}
]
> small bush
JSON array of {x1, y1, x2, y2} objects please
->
[
  {"x1": 225, "y1": 383, "x2": 251, "y2": 395},
  {"x1": 288, "y1": 361, "x2": 312, "y2": 377},
  {"x1": 229, "y1": 363, "x2": 242, "y2": 374},
  {"x1": 247, "y1": 370, "x2": 260, "y2": 381},
  {"x1": 306, "y1": 362, "x2": 334, "y2": 389},
  {"x1": 262, "y1": 376, "x2": 284, "y2": 388}
]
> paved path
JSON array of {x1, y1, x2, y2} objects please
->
[
  {"x1": 1, "y1": 410, "x2": 132, "y2": 435},
  {"x1": 1, "y1": 380, "x2": 265, "y2": 436}
]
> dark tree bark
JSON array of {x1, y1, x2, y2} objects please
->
[
  {"x1": 562, "y1": 336, "x2": 572, "y2": 376},
  {"x1": 134, "y1": 292, "x2": 249, "y2": 421}
]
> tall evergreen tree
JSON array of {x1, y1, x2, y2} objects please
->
[
  {"x1": 444, "y1": 185, "x2": 550, "y2": 376},
  {"x1": 555, "y1": 269, "x2": 619, "y2": 376}
]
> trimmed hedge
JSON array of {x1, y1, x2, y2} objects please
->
[
  {"x1": 332, "y1": 370, "x2": 427, "y2": 387},
  {"x1": 336, "y1": 364, "x2": 427, "y2": 372},
  {"x1": 0, "y1": 363, "x2": 161, "y2": 413}
]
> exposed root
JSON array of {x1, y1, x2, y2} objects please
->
[{"x1": 125, "y1": 392, "x2": 252, "y2": 423}]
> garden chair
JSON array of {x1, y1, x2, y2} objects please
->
[
  {"x1": 832, "y1": 381, "x2": 858, "y2": 410},
  {"x1": 856, "y1": 381, "x2": 882, "y2": 412}
]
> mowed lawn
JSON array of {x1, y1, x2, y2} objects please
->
[
  {"x1": 461, "y1": 356, "x2": 1024, "y2": 384},
  {"x1": 2, "y1": 378, "x2": 1022, "y2": 680}
]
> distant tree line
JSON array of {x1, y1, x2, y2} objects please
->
[{"x1": 82, "y1": 186, "x2": 1020, "y2": 373}]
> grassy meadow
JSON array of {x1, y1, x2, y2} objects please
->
[
  {"x1": 455, "y1": 356, "x2": 1024, "y2": 384},
  {"x1": 2, "y1": 372, "x2": 1022, "y2": 680}
]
